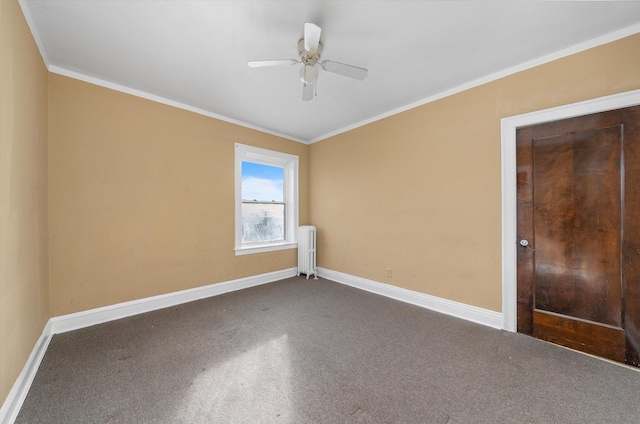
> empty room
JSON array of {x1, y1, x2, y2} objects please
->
[{"x1": 2, "y1": 1, "x2": 640, "y2": 423}]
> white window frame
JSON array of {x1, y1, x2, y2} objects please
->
[{"x1": 235, "y1": 143, "x2": 299, "y2": 256}]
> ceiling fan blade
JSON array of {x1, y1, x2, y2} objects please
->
[
  {"x1": 304, "y1": 23, "x2": 322, "y2": 54},
  {"x1": 321, "y1": 60, "x2": 368, "y2": 81},
  {"x1": 248, "y1": 59, "x2": 298, "y2": 68},
  {"x1": 302, "y1": 82, "x2": 314, "y2": 101}
]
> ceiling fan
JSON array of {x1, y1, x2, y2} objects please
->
[{"x1": 248, "y1": 23, "x2": 368, "y2": 101}]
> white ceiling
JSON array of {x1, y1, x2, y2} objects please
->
[{"x1": 20, "y1": 1, "x2": 640, "y2": 143}]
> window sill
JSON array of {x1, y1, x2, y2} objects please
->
[{"x1": 234, "y1": 242, "x2": 297, "y2": 256}]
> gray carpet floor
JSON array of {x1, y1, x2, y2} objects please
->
[{"x1": 15, "y1": 277, "x2": 640, "y2": 423}]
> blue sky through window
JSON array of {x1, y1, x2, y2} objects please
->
[{"x1": 242, "y1": 161, "x2": 284, "y2": 201}]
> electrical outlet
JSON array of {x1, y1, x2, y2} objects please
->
[{"x1": 386, "y1": 267, "x2": 393, "y2": 278}]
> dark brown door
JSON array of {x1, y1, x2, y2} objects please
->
[{"x1": 516, "y1": 105, "x2": 640, "y2": 366}]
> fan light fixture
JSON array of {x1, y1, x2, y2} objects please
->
[{"x1": 300, "y1": 65, "x2": 318, "y2": 84}]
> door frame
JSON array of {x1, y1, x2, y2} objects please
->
[{"x1": 500, "y1": 89, "x2": 640, "y2": 332}]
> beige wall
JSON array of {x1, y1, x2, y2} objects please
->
[
  {"x1": 48, "y1": 75, "x2": 309, "y2": 316},
  {"x1": 0, "y1": 0, "x2": 50, "y2": 406},
  {"x1": 309, "y1": 33, "x2": 640, "y2": 312}
]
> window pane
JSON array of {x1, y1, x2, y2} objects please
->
[
  {"x1": 242, "y1": 162, "x2": 284, "y2": 202},
  {"x1": 242, "y1": 203, "x2": 285, "y2": 243}
]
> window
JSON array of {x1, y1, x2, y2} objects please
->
[{"x1": 235, "y1": 143, "x2": 298, "y2": 255}]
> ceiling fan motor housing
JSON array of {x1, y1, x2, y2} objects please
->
[{"x1": 298, "y1": 39, "x2": 323, "y2": 65}]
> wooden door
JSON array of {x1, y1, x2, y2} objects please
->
[{"x1": 516, "y1": 105, "x2": 640, "y2": 366}]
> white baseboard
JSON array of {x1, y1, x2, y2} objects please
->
[
  {"x1": 0, "y1": 322, "x2": 53, "y2": 424},
  {"x1": 317, "y1": 267, "x2": 503, "y2": 330},
  {"x1": 0, "y1": 267, "x2": 296, "y2": 424},
  {"x1": 50, "y1": 267, "x2": 297, "y2": 334}
]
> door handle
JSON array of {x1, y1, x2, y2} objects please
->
[{"x1": 519, "y1": 239, "x2": 529, "y2": 247}]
